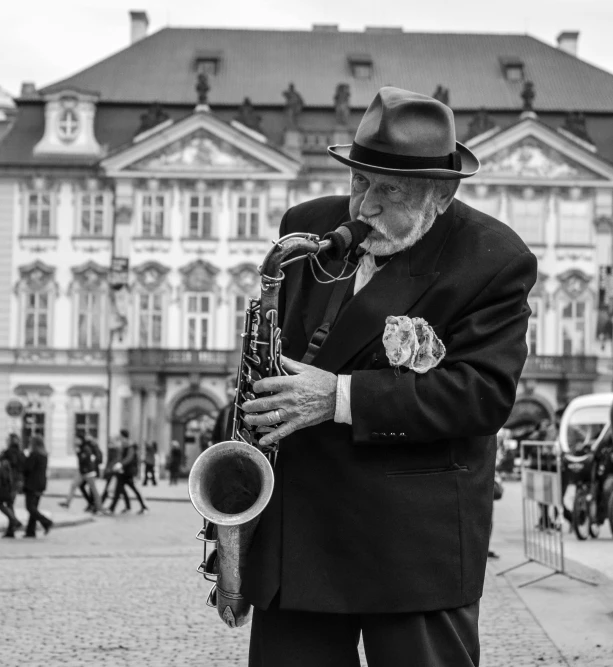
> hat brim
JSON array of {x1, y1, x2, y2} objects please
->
[{"x1": 327, "y1": 141, "x2": 479, "y2": 180}]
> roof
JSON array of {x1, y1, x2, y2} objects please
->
[{"x1": 39, "y1": 28, "x2": 613, "y2": 111}]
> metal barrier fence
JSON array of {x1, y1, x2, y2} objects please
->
[{"x1": 498, "y1": 440, "x2": 595, "y2": 587}]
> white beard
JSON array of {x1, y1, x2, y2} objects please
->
[{"x1": 359, "y1": 193, "x2": 439, "y2": 256}]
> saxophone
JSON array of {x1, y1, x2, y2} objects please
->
[{"x1": 188, "y1": 220, "x2": 370, "y2": 628}]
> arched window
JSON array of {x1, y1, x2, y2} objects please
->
[
  {"x1": 179, "y1": 260, "x2": 220, "y2": 349},
  {"x1": 133, "y1": 262, "x2": 170, "y2": 348},
  {"x1": 555, "y1": 269, "x2": 593, "y2": 356}
]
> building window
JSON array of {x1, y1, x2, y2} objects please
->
[
  {"x1": 24, "y1": 292, "x2": 49, "y2": 347},
  {"x1": 138, "y1": 292, "x2": 163, "y2": 347},
  {"x1": 558, "y1": 200, "x2": 592, "y2": 245},
  {"x1": 235, "y1": 294, "x2": 247, "y2": 349},
  {"x1": 188, "y1": 194, "x2": 213, "y2": 238},
  {"x1": 74, "y1": 412, "x2": 99, "y2": 441},
  {"x1": 57, "y1": 109, "x2": 80, "y2": 142},
  {"x1": 77, "y1": 291, "x2": 103, "y2": 349},
  {"x1": 509, "y1": 198, "x2": 545, "y2": 244},
  {"x1": 79, "y1": 193, "x2": 106, "y2": 236},
  {"x1": 348, "y1": 55, "x2": 373, "y2": 79},
  {"x1": 560, "y1": 299, "x2": 587, "y2": 355},
  {"x1": 141, "y1": 194, "x2": 166, "y2": 237},
  {"x1": 527, "y1": 298, "x2": 542, "y2": 355},
  {"x1": 26, "y1": 193, "x2": 52, "y2": 236},
  {"x1": 186, "y1": 293, "x2": 211, "y2": 349},
  {"x1": 236, "y1": 195, "x2": 261, "y2": 238},
  {"x1": 22, "y1": 412, "x2": 45, "y2": 447}
]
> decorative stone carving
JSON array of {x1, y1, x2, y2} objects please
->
[
  {"x1": 196, "y1": 72, "x2": 210, "y2": 105},
  {"x1": 479, "y1": 137, "x2": 601, "y2": 180},
  {"x1": 17, "y1": 260, "x2": 55, "y2": 292},
  {"x1": 72, "y1": 261, "x2": 108, "y2": 290},
  {"x1": 283, "y1": 83, "x2": 304, "y2": 129},
  {"x1": 128, "y1": 129, "x2": 269, "y2": 173},
  {"x1": 334, "y1": 84, "x2": 351, "y2": 126},
  {"x1": 432, "y1": 85, "x2": 450, "y2": 106},
  {"x1": 557, "y1": 268, "x2": 592, "y2": 298},
  {"x1": 463, "y1": 108, "x2": 497, "y2": 142},
  {"x1": 229, "y1": 263, "x2": 260, "y2": 294},
  {"x1": 521, "y1": 81, "x2": 535, "y2": 111},
  {"x1": 137, "y1": 103, "x2": 170, "y2": 135},
  {"x1": 133, "y1": 261, "x2": 170, "y2": 291},
  {"x1": 180, "y1": 259, "x2": 219, "y2": 292},
  {"x1": 234, "y1": 98, "x2": 262, "y2": 133}
]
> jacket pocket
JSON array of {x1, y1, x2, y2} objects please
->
[{"x1": 386, "y1": 464, "x2": 468, "y2": 478}]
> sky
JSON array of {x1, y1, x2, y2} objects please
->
[{"x1": 1, "y1": 0, "x2": 612, "y2": 99}]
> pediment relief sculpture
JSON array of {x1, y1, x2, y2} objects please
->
[
  {"x1": 72, "y1": 261, "x2": 108, "y2": 290},
  {"x1": 133, "y1": 261, "x2": 170, "y2": 291},
  {"x1": 229, "y1": 263, "x2": 260, "y2": 293},
  {"x1": 479, "y1": 137, "x2": 601, "y2": 180},
  {"x1": 128, "y1": 128, "x2": 269, "y2": 173},
  {"x1": 18, "y1": 260, "x2": 56, "y2": 292},
  {"x1": 557, "y1": 269, "x2": 592, "y2": 298},
  {"x1": 180, "y1": 259, "x2": 219, "y2": 292}
]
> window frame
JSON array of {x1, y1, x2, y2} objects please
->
[
  {"x1": 73, "y1": 287, "x2": 106, "y2": 350},
  {"x1": 508, "y1": 196, "x2": 546, "y2": 245},
  {"x1": 186, "y1": 192, "x2": 215, "y2": 239},
  {"x1": 184, "y1": 291, "x2": 214, "y2": 349},
  {"x1": 233, "y1": 192, "x2": 264, "y2": 239},
  {"x1": 24, "y1": 191, "x2": 54, "y2": 237},
  {"x1": 23, "y1": 290, "x2": 51, "y2": 348},
  {"x1": 137, "y1": 290, "x2": 165, "y2": 348},
  {"x1": 527, "y1": 296, "x2": 544, "y2": 356},
  {"x1": 139, "y1": 192, "x2": 167, "y2": 238},
  {"x1": 558, "y1": 296, "x2": 590, "y2": 356},
  {"x1": 74, "y1": 412, "x2": 100, "y2": 442},
  {"x1": 557, "y1": 198, "x2": 594, "y2": 246},
  {"x1": 77, "y1": 191, "x2": 109, "y2": 237}
]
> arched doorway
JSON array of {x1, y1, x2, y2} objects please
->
[{"x1": 171, "y1": 393, "x2": 218, "y2": 472}]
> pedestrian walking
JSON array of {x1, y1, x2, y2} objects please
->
[
  {"x1": 109, "y1": 430, "x2": 148, "y2": 514},
  {"x1": 0, "y1": 434, "x2": 25, "y2": 538},
  {"x1": 59, "y1": 437, "x2": 105, "y2": 513},
  {"x1": 142, "y1": 441, "x2": 157, "y2": 486},
  {"x1": 167, "y1": 440, "x2": 181, "y2": 485},
  {"x1": 101, "y1": 436, "x2": 131, "y2": 511},
  {"x1": 22, "y1": 435, "x2": 52, "y2": 538}
]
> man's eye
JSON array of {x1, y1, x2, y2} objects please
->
[{"x1": 387, "y1": 185, "x2": 400, "y2": 194}]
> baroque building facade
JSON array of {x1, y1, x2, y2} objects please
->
[{"x1": 2, "y1": 17, "x2": 613, "y2": 472}]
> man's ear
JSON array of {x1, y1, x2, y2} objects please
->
[{"x1": 434, "y1": 179, "x2": 461, "y2": 215}]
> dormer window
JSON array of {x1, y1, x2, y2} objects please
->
[
  {"x1": 348, "y1": 54, "x2": 373, "y2": 80},
  {"x1": 194, "y1": 52, "x2": 222, "y2": 77},
  {"x1": 499, "y1": 56, "x2": 524, "y2": 82},
  {"x1": 58, "y1": 107, "x2": 80, "y2": 143}
]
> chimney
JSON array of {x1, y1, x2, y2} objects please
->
[
  {"x1": 312, "y1": 24, "x2": 339, "y2": 32},
  {"x1": 130, "y1": 10, "x2": 149, "y2": 44},
  {"x1": 556, "y1": 31, "x2": 579, "y2": 57}
]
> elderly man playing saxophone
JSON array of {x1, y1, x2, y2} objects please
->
[{"x1": 241, "y1": 87, "x2": 537, "y2": 667}]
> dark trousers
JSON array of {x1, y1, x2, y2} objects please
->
[
  {"x1": 101, "y1": 474, "x2": 131, "y2": 509},
  {"x1": 249, "y1": 596, "x2": 480, "y2": 667},
  {"x1": 80, "y1": 482, "x2": 93, "y2": 507},
  {"x1": 109, "y1": 474, "x2": 147, "y2": 512},
  {"x1": 0, "y1": 499, "x2": 19, "y2": 535},
  {"x1": 169, "y1": 469, "x2": 179, "y2": 485},
  {"x1": 25, "y1": 492, "x2": 51, "y2": 536},
  {"x1": 143, "y1": 463, "x2": 156, "y2": 486}
]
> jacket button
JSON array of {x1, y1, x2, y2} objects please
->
[
  {"x1": 399, "y1": 433, "x2": 406, "y2": 438},
  {"x1": 371, "y1": 432, "x2": 379, "y2": 438}
]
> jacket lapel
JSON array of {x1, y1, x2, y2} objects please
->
[{"x1": 310, "y1": 200, "x2": 457, "y2": 374}]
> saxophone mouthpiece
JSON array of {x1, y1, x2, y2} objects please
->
[{"x1": 322, "y1": 220, "x2": 371, "y2": 261}]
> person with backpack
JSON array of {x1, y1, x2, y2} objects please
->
[
  {"x1": 108, "y1": 430, "x2": 148, "y2": 515},
  {"x1": 0, "y1": 434, "x2": 25, "y2": 538},
  {"x1": 22, "y1": 435, "x2": 52, "y2": 538}
]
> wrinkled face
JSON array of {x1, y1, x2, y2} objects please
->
[{"x1": 349, "y1": 169, "x2": 441, "y2": 255}]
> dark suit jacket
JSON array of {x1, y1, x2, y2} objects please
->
[
  {"x1": 23, "y1": 451, "x2": 48, "y2": 494},
  {"x1": 242, "y1": 195, "x2": 537, "y2": 614}
]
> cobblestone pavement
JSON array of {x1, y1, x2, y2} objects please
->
[{"x1": 0, "y1": 501, "x2": 580, "y2": 667}]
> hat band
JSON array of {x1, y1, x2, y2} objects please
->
[{"x1": 349, "y1": 142, "x2": 462, "y2": 172}]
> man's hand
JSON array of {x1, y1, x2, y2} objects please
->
[{"x1": 242, "y1": 356, "x2": 337, "y2": 447}]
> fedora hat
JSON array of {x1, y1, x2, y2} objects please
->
[{"x1": 328, "y1": 87, "x2": 479, "y2": 179}]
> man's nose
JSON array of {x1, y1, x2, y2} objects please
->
[{"x1": 359, "y1": 188, "x2": 383, "y2": 218}]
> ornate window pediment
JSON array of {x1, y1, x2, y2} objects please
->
[
  {"x1": 71, "y1": 261, "x2": 108, "y2": 291},
  {"x1": 17, "y1": 260, "x2": 56, "y2": 292},
  {"x1": 180, "y1": 259, "x2": 219, "y2": 292},
  {"x1": 229, "y1": 263, "x2": 260, "y2": 294},
  {"x1": 133, "y1": 261, "x2": 170, "y2": 291},
  {"x1": 557, "y1": 269, "x2": 592, "y2": 298}
]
